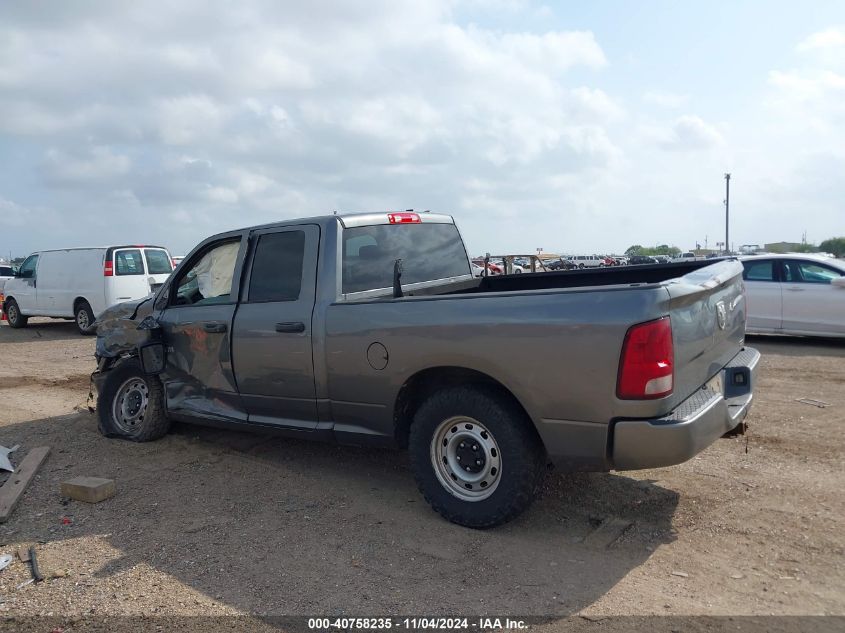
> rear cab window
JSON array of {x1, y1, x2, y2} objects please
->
[{"x1": 341, "y1": 221, "x2": 470, "y2": 295}]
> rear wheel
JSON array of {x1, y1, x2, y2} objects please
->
[
  {"x1": 409, "y1": 386, "x2": 545, "y2": 528},
  {"x1": 97, "y1": 360, "x2": 170, "y2": 442},
  {"x1": 75, "y1": 300, "x2": 96, "y2": 335},
  {"x1": 4, "y1": 299, "x2": 27, "y2": 328}
]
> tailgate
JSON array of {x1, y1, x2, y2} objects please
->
[{"x1": 664, "y1": 259, "x2": 746, "y2": 411}]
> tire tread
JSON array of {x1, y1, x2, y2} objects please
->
[{"x1": 408, "y1": 385, "x2": 545, "y2": 528}]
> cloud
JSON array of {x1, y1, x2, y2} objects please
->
[
  {"x1": 642, "y1": 90, "x2": 689, "y2": 109},
  {"x1": 797, "y1": 27, "x2": 845, "y2": 53},
  {"x1": 0, "y1": 2, "x2": 842, "y2": 258},
  {"x1": 0, "y1": 196, "x2": 32, "y2": 227},
  {"x1": 657, "y1": 115, "x2": 724, "y2": 151},
  {"x1": 768, "y1": 27, "x2": 845, "y2": 137},
  {"x1": 43, "y1": 146, "x2": 132, "y2": 185}
]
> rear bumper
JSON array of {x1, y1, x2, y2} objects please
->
[{"x1": 611, "y1": 346, "x2": 760, "y2": 470}]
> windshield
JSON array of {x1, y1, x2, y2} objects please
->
[{"x1": 342, "y1": 223, "x2": 470, "y2": 294}]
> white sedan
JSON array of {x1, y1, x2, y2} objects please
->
[{"x1": 741, "y1": 254, "x2": 845, "y2": 337}]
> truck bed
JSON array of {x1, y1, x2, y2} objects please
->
[{"x1": 407, "y1": 260, "x2": 722, "y2": 297}]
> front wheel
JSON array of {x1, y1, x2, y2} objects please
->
[
  {"x1": 409, "y1": 386, "x2": 545, "y2": 528},
  {"x1": 97, "y1": 360, "x2": 170, "y2": 442},
  {"x1": 4, "y1": 299, "x2": 27, "y2": 328}
]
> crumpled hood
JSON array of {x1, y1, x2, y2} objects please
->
[{"x1": 95, "y1": 297, "x2": 156, "y2": 358}]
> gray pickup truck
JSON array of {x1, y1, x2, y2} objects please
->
[{"x1": 92, "y1": 211, "x2": 759, "y2": 527}]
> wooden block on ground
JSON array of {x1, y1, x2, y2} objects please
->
[
  {"x1": 0, "y1": 447, "x2": 50, "y2": 523},
  {"x1": 61, "y1": 476, "x2": 116, "y2": 503}
]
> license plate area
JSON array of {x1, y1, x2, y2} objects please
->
[{"x1": 706, "y1": 373, "x2": 724, "y2": 395}]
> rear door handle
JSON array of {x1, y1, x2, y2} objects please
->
[
  {"x1": 275, "y1": 322, "x2": 305, "y2": 333},
  {"x1": 203, "y1": 321, "x2": 228, "y2": 333}
]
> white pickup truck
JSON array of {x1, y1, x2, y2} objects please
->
[{"x1": 672, "y1": 252, "x2": 703, "y2": 263}]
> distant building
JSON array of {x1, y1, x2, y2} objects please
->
[{"x1": 764, "y1": 241, "x2": 805, "y2": 253}]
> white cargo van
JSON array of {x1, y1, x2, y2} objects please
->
[{"x1": 2, "y1": 245, "x2": 174, "y2": 334}]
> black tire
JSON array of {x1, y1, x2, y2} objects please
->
[
  {"x1": 75, "y1": 300, "x2": 96, "y2": 335},
  {"x1": 4, "y1": 298, "x2": 27, "y2": 329},
  {"x1": 97, "y1": 359, "x2": 170, "y2": 442},
  {"x1": 408, "y1": 385, "x2": 545, "y2": 528},
  {"x1": 578, "y1": 263, "x2": 585, "y2": 269}
]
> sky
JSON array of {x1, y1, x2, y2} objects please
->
[{"x1": 1, "y1": 0, "x2": 843, "y2": 259}]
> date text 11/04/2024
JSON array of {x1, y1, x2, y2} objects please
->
[{"x1": 307, "y1": 618, "x2": 529, "y2": 630}]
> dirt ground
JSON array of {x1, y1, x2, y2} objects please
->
[{"x1": 0, "y1": 318, "x2": 843, "y2": 627}]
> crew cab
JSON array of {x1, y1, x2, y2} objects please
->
[{"x1": 92, "y1": 212, "x2": 759, "y2": 527}]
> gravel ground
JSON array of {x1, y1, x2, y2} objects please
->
[{"x1": 0, "y1": 318, "x2": 843, "y2": 629}]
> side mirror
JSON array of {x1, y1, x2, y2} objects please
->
[
  {"x1": 139, "y1": 342, "x2": 166, "y2": 375},
  {"x1": 831, "y1": 278, "x2": 845, "y2": 289}
]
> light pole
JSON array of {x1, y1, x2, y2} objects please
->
[{"x1": 724, "y1": 173, "x2": 731, "y2": 255}]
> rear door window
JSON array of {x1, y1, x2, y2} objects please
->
[
  {"x1": 342, "y1": 223, "x2": 470, "y2": 294},
  {"x1": 115, "y1": 249, "x2": 144, "y2": 275},
  {"x1": 247, "y1": 231, "x2": 305, "y2": 302},
  {"x1": 144, "y1": 249, "x2": 174, "y2": 275}
]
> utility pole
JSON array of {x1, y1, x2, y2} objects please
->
[{"x1": 724, "y1": 173, "x2": 731, "y2": 255}]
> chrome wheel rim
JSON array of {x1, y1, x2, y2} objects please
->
[
  {"x1": 430, "y1": 416, "x2": 502, "y2": 502},
  {"x1": 76, "y1": 308, "x2": 90, "y2": 331},
  {"x1": 112, "y1": 377, "x2": 149, "y2": 434}
]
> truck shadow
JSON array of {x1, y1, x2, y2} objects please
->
[
  {"x1": 746, "y1": 334, "x2": 845, "y2": 358},
  {"x1": 2, "y1": 413, "x2": 679, "y2": 620},
  {"x1": 0, "y1": 319, "x2": 83, "y2": 342}
]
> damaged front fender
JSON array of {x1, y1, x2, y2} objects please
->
[{"x1": 94, "y1": 297, "x2": 157, "y2": 359}]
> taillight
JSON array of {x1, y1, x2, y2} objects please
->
[
  {"x1": 617, "y1": 316, "x2": 674, "y2": 399},
  {"x1": 171, "y1": 258, "x2": 177, "y2": 269},
  {"x1": 104, "y1": 261, "x2": 114, "y2": 276},
  {"x1": 388, "y1": 212, "x2": 421, "y2": 224}
]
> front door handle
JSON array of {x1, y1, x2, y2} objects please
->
[
  {"x1": 203, "y1": 321, "x2": 228, "y2": 333},
  {"x1": 785, "y1": 287, "x2": 804, "y2": 292},
  {"x1": 275, "y1": 322, "x2": 305, "y2": 333}
]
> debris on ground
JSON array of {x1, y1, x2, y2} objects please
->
[
  {"x1": 795, "y1": 397, "x2": 830, "y2": 408},
  {"x1": 29, "y1": 545, "x2": 44, "y2": 583},
  {"x1": 61, "y1": 476, "x2": 116, "y2": 504},
  {"x1": 0, "y1": 446, "x2": 51, "y2": 523},
  {"x1": 0, "y1": 444, "x2": 19, "y2": 472}
]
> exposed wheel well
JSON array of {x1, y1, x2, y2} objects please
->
[
  {"x1": 73, "y1": 297, "x2": 90, "y2": 313},
  {"x1": 393, "y1": 366, "x2": 533, "y2": 449}
]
